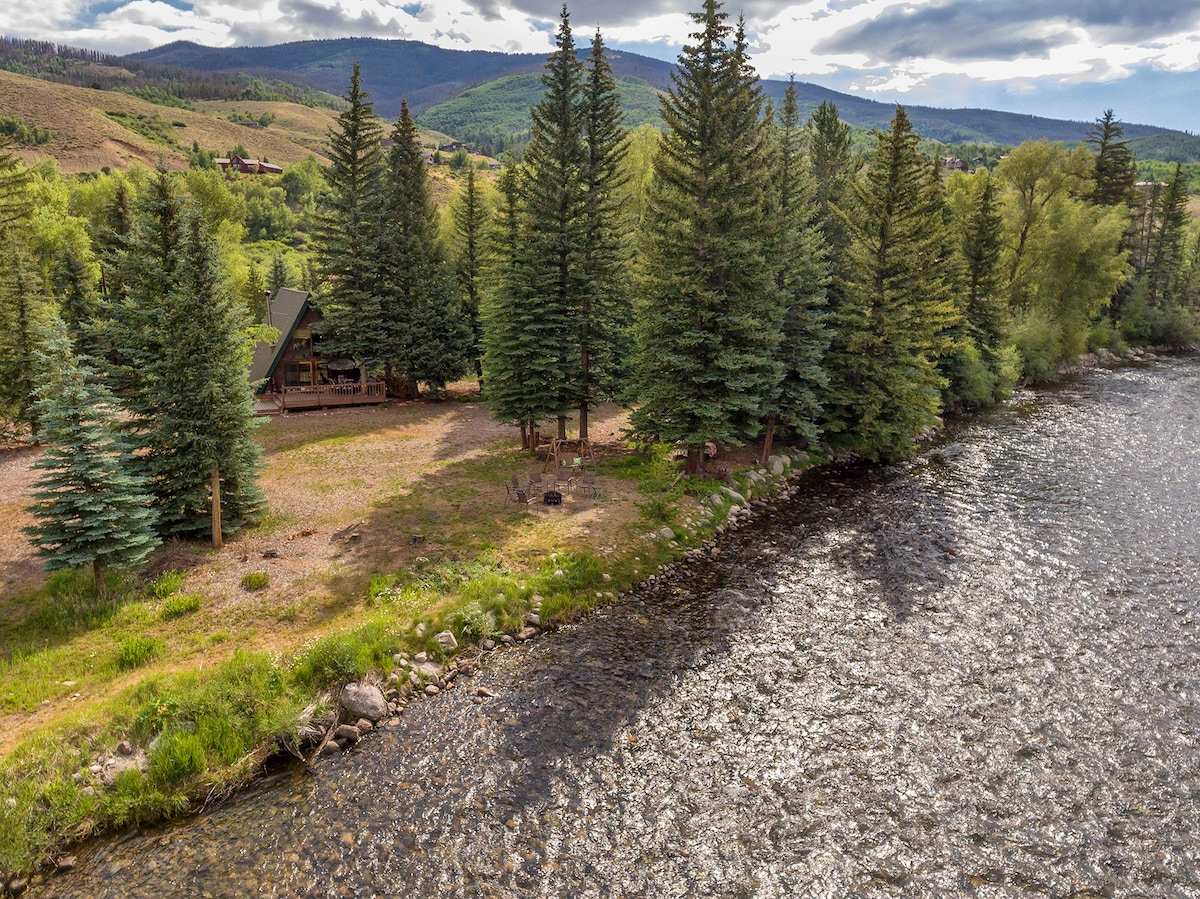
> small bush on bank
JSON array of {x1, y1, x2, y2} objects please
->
[
  {"x1": 115, "y1": 636, "x2": 162, "y2": 671},
  {"x1": 160, "y1": 593, "x2": 202, "y2": 620},
  {"x1": 240, "y1": 571, "x2": 270, "y2": 591},
  {"x1": 150, "y1": 570, "x2": 185, "y2": 599},
  {"x1": 1011, "y1": 307, "x2": 1061, "y2": 383}
]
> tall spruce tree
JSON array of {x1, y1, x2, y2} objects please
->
[
  {"x1": 762, "y1": 77, "x2": 829, "y2": 459},
  {"x1": 312, "y1": 63, "x2": 386, "y2": 381},
  {"x1": 450, "y1": 167, "x2": 489, "y2": 389},
  {"x1": 825, "y1": 106, "x2": 960, "y2": 460},
  {"x1": 520, "y1": 5, "x2": 587, "y2": 438},
  {"x1": 372, "y1": 100, "x2": 470, "y2": 395},
  {"x1": 576, "y1": 28, "x2": 632, "y2": 440},
  {"x1": 482, "y1": 166, "x2": 557, "y2": 448},
  {"x1": 24, "y1": 316, "x2": 159, "y2": 600},
  {"x1": 631, "y1": 0, "x2": 783, "y2": 474},
  {"x1": 1088, "y1": 109, "x2": 1137, "y2": 209},
  {"x1": 148, "y1": 211, "x2": 264, "y2": 538},
  {"x1": 0, "y1": 242, "x2": 47, "y2": 438}
]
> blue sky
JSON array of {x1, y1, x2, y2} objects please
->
[{"x1": 4, "y1": 0, "x2": 1200, "y2": 132}]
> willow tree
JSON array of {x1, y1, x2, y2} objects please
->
[
  {"x1": 631, "y1": 1, "x2": 783, "y2": 474},
  {"x1": 825, "y1": 106, "x2": 960, "y2": 461}
]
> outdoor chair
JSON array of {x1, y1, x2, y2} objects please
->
[
  {"x1": 554, "y1": 465, "x2": 575, "y2": 493},
  {"x1": 504, "y1": 475, "x2": 522, "y2": 505},
  {"x1": 580, "y1": 470, "x2": 600, "y2": 498},
  {"x1": 527, "y1": 469, "x2": 545, "y2": 491}
]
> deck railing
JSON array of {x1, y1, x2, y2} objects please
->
[{"x1": 256, "y1": 382, "x2": 387, "y2": 414}]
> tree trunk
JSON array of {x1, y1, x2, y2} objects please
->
[
  {"x1": 760, "y1": 414, "x2": 776, "y2": 466},
  {"x1": 93, "y1": 558, "x2": 107, "y2": 602},
  {"x1": 520, "y1": 422, "x2": 529, "y2": 450},
  {"x1": 557, "y1": 415, "x2": 567, "y2": 441},
  {"x1": 211, "y1": 462, "x2": 223, "y2": 549},
  {"x1": 686, "y1": 447, "x2": 702, "y2": 476},
  {"x1": 579, "y1": 402, "x2": 589, "y2": 441}
]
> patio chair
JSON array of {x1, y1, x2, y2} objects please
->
[
  {"x1": 579, "y1": 470, "x2": 601, "y2": 499},
  {"x1": 527, "y1": 468, "x2": 545, "y2": 491},
  {"x1": 504, "y1": 475, "x2": 522, "y2": 505},
  {"x1": 554, "y1": 464, "x2": 575, "y2": 493}
]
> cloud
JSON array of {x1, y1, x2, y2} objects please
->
[{"x1": 815, "y1": 0, "x2": 1200, "y2": 64}]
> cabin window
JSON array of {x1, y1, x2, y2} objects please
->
[{"x1": 291, "y1": 330, "x2": 313, "y2": 360}]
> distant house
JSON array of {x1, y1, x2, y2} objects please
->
[
  {"x1": 215, "y1": 154, "x2": 283, "y2": 175},
  {"x1": 249, "y1": 288, "x2": 386, "y2": 414},
  {"x1": 941, "y1": 156, "x2": 969, "y2": 172}
]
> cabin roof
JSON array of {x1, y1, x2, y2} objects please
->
[{"x1": 249, "y1": 287, "x2": 310, "y2": 387}]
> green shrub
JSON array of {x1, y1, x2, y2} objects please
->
[
  {"x1": 1011, "y1": 307, "x2": 1061, "y2": 383},
  {"x1": 240, "y1": 571, "x2": 270, "y2": 591},
  {"x1": 160, "y1": 593, "x2": 202, "y2": 620},
  {"x1": 449, "y1": 601, "x2": 496, "y2": 642},
  {"x1": 149, "y1": 729, "x2": 207, "y2": 786},
  {"x1": 28, "y1": 571, "x2": 121, "y2": 635},
  {"x1": 101, "y1": 769, "x2": 187, "y2": 828},
  {"x1": 150, "y1": 570, "x2": 185, "y2": 599},
  {"x1": 115, "y1": 635, "x2": 162, "y2": 671},
  {"x1": 290, "y1": 623, "x2": 391, "y2": 690},
  {"x1": 531, "y1": 551, "x2": 604, "y2": 594}
]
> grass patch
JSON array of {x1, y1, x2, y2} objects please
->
[
  {"x1": 160, "y1": 593, "x2": 202, "y2": 620},
  {"x1": 240, "y1": 571, "x2": 270, "y2": 591},
  {"x1": 104, "y1": 110, "x2": 180, "y2": 146},
  {"x1": 115, "y1": 636, "x2": 162, "y2": 671}
]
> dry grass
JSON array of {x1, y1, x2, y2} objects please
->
[
  {"x1": 0, "y1": 391, "x2": 651, "y2": 754},
  {"x1": 0, "y1": 70, "x2": 335, "y2": 173}
]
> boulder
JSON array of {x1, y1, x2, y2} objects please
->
[
  {"x1": 333, "y1": 724, "x2": 361, "y2": 743},
  {"x1": 658, "y1": 526, "x2": 676, "y2": 541},
  {"x1": 340, "y1": 683, "x2": 388, "y2": 722},
  {"x1": 434, "y1": 630, "x2": 458, "y2": 651}
]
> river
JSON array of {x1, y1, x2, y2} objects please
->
[{"x1": 39, "y1": 359, "x2": 1200, "y2": 898}]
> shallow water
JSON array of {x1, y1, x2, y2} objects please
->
[{"x1": 41, "y1": 360, "x2": 1200, "y2": 898}]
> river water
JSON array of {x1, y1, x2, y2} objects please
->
[{"x1": 41, "y1": 360, "x2": 1200, "y2": 898}]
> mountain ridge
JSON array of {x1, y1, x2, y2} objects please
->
[{"x1": 127, "y1": 37, "x2": 1200, "y2": 161}]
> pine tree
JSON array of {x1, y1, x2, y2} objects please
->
[
  {"x1": 1088, "y1": 109, "x2": 1136, "y2": 208},
  {"x1": 54, "y1": 243, "x2": 98, "y2": 353},
  {"x1": 148, "y1": 211, "x2": 264, "y2": 538},
  {"x1": 577, "y1": 28, "x2": 631, "y2": 440},
  {"x1": 449, "y1": 166, "x2": 489, "y2": 389},
  {"x1": 825, "y1": 106, "x2": 961, "y2": 460},
  {"x1": 0, "y1": 242, "x2": 48, "y2": 438},
  {"x1": 23, "y1": 316, "x2": 159, "y2": 600},
  {"x1": 481, "y1": 166, "x2": 557, "y2": 448},
  {"x1": 312, "y1": 62, "x2": 386, "y2": 380},
  {"x1": 520, "y1": 5, "x2": 587, "y2": 438},
  {"x1": 762, "y1": 77, "x2": 829, "y2": 458},
  {"x1": 268, "y1": 253, "x2": 290, "y2": 296},
  {"x1": 805, "y1": 100, "x2": 856, "y2": 264},
  {"x1": 1143, "y1": 162, "x2": 1189, "y2": 307},
  {"x1": 630, "y1": 0, "x2": 783, "y2": 474},
  {"x1": 373, "y1": 100, "x2": 470, "y2": 395}
]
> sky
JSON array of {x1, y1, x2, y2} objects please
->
[{"x1": 4, "y1": 0, "x2": 1200, "y2": 132}]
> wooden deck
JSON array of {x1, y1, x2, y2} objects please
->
[{"x1": 255, "y1": 383, "x2": 387, "y2": 415}]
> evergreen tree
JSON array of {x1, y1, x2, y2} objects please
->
[
  {"x1": 804, "y1": 101, "x2": 857, "y2": 265},
  {"x1": 1143, "y1": 163, "x2": 1189, "y2": 307},
  {"x1": 0, "y1": 242, "x2": 47, "y2": 438},
  {"x1": 824, "y1": 106, "x2": 960, "y2": 460},
  {"x1": 761, "y1": 77, "x2": 829, "y2": 457},
  {"x1": 577, "y1": 27, "x2": 631, "y2": 439},
  {"x1": 268, "y1": 252, "x2": 290, "y2": 296},
  {"x1": 520, "y1": 5, "x2": 587, "y2": 438},
  {"x1": 148, "y1": 211, "x2": 264, "y2": 538},
  {"x1": 312, "y1": 62, "x2": 386, "y2": 381},
  {"x1": 449, "y1": 167, "x2": 489, "y2": 389},
  {"x1": 53, "y1": 243, "x2": 97, "y2": 353},
  {"x1": 630, "y1": 0, "x2": 783, "y2": 474},
  {"x1": 1088, "y1": 109, "x2": 1136, "y2": 208},
  {"x1": 23, "y1": 316, "x2": 158, "y2": 600},
  {"x1": 481, "y1": 165, "x2": 558, "y2": 448},
  {"x1": 242, "y1": 263, "x2": 267, "y2": 323},
  {"x1": 373, "y1": 100, "x2": 470, "y2": 394}
]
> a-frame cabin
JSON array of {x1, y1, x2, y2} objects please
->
[{"x1": 249, "y1": 288, "x2": 386, "y2": 414}]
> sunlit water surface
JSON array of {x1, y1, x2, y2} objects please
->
[{"x1": 41, "y1": 360, "x2": 1200, "y2": 898}]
